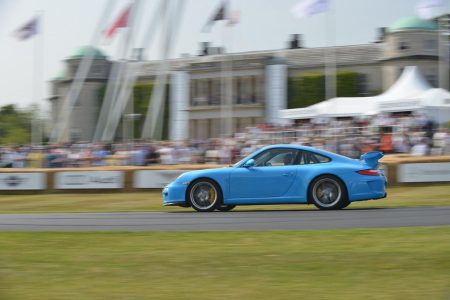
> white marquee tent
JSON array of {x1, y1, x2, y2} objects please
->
[{"x1": 280, "y1": 66, "x2": 450, "y2": 123}]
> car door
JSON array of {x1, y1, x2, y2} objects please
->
[{"x1": 230, "y1": 148, "x2": 300, "y2": 199}]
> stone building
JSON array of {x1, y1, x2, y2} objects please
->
[
  {"x1": 49, "y1": 47, "x2": 111, "y2": 141},
  {"x1": 49, "y1": 16, "x2": 448, "y2": 142}
]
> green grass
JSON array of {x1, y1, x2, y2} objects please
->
[
  {"x1": 0, "y1": 184, "x2": 449, "y2": 214},
  {"x1": 0, "y1": 227, "x2": 449, "y2": 299}
]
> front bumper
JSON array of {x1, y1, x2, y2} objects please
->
[{"x1": 162, "y1": 182, "x2": 188, "y2": 206}]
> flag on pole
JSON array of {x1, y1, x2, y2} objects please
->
[
  {"x1": 12, "y1": 16, "x2": 39, "y2": 40},
  {"x1": 104, "y1": 4, "x2": 132, "y2": 39},
  {"x1": 290, "y1": 0, "x2": 329, "y2": 19},
  {"x1": 202, "y1": 1, "x2": 228, "y2": 32},
  {"x1": 416, "y1": 0, "x2": 442, "y2": 19}
]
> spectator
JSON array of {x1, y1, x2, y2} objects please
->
[{"x1": 410, "y1": 138, "x2": 429, "y2": 156}]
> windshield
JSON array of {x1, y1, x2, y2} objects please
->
[{"x1": 232, "y1": 156, "x2": 249, "y2": 168}]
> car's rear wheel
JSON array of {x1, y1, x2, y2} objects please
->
[
  {"x1": 309, "y1": 175, "x2": 349, "y2": 210},
  {"x1": 188, "y1": 179, "x2": 221, "y2": 212},
  {"x1": 217, "y1": 205, "x2": 236, "y2": 212}
]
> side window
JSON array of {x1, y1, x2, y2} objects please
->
[
  {"x1": 398, "y1": 40, "x2": 409, "y2": 50},
  {"x1": 299, "y1": 151, "x2": 331, "y2": 165},
  {"x1": 252, "y1": 148, "x2": 299, "y2": 167},
  {"x1": 313, "y1": 152, "x2": 331, "y2": 163}
]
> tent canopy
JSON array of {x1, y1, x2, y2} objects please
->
[{"x1": 280, "y1": 66, "x2": 450, "y2": 122}]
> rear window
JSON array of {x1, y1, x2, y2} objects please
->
[{"x1": 299, "y1": 151, "x2": 331, "y2": 164}]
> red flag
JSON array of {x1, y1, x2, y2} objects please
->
[{"x1": 105, "y1": 4, "x2": 131, "y2": 39}]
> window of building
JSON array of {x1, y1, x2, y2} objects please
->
[
  {"x1": 91, "y1": 65, "x2": 103, "y2": 76},
  {"x1": 426, "y1": 74, "x2": 437, "y2": 87},
  {"x1": 357, "y1": 74, "x2": 368, "y2": 95},
  {"x1": 210, "y1": 79, "x2": 220, "y2": 105},
  {"x1": 236, "y1": 78, "x2": 242, "y2": 104},
  {"x1": 398, "y1": 40, "x2": 409, "y2": 50},
  {"x1": 207, "y1": 79, "x2": 212, "y2": 105},
  {"x1": 190, "y1": 81, "x2": 196, "y2": 106},
  {"x1": 424, "y1": 39, "x2": 437, "y2": 51},
  {"x1": 251, "y1": 76, "x2": 257, "y2": 103}
]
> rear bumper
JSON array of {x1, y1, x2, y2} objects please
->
[{"x1": 349, "y1": 175, "x2": 387, "y2": 202}]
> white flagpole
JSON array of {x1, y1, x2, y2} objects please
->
[
  {"x1": 438, "y1": 15, "x2": 449, "y2": 91},
  {"x1": 324, "y1": 2, "x2": 337, "y2": 152},
  {"x1": 97, "y1": 0, "x2": 165, "y2": 143},
  {"x1": 225, "y1": 21, "x2": 233, "y2": 137},
  {"x1": 101, "y1": 0, "x2": 147, "y2": 142},
  {"x1": 51, "y1": 0, "x2": 117, "y2": 143},
  {"x1": 94, "y1": 23, "x2": 131, "y2": 143},
  {"x1": 142, "y1": 0, "x2": 166, "y2": 60},
  {"x1": 141, "y1": 0, "x2": 185, "y2": 140},
  {"x1": 220, "y1": 22, "x2": 226, "y2": 137},
  {"x1": 32, "y1": 11, "x2": 44, "y2": 145},
  {"x1": 325, "y1": 2, "x2": 336, "y2": 101}
]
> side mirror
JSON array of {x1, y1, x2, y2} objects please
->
[{"x1": 243, "y1": 159, "x2": 255, "y2": 168}]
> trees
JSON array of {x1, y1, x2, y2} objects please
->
[
  {"x1": 0, "y1": 104, "x2": 32, "y2": 145},
  {"x1": 288, "y1": 71, "x2": 363, "y2": 109}
]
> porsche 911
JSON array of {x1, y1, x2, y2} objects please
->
[{"x1": 162, "y1": 145, "x2": 387, "y2": 212}]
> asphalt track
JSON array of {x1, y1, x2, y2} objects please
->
[{"x1": 0, "y1": 206, "x2": 449, "y2": 231}]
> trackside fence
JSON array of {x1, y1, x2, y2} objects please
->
[{"x1": 0, "y1": 156, "x2": 449, "y2": 194}]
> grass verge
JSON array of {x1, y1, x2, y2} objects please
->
[
  {"x1": 0, "y1": 227, "x2": 449, "y2": 299},
  {"x1": 0, "y1": 184, "x2": 449, "y2": 214}
]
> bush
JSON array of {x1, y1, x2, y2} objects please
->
[{"x1": 288, "y1": 71, "x2": 363, "y2": 109}]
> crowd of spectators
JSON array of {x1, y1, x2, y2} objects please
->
[{"x1": 0, "y1": 112, "x2": 449, "y2": 168}]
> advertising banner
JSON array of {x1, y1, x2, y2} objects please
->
[
  {"x1": 398, "y1": 163, "x2": 450, "y2": 183},
  {"x1": 55, "y1": 171, "x2": 124, "y2": 189},
  {"x1": 134, "y1": 170, "x2": 189, "y2": 188},
  {"x1": 0, "y1": 173, "x2": 46, "y2": 190}
]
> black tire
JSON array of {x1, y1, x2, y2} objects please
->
[
  {"x1": 217, "y1": 205, "x2": 236, "y2": 212},
  {"x1": 340, "y1": 201, "x2": 351, "y2": 209},
  {"x1": 309, "y1": 175, "x2": 349, "y2": 210},
  {"x1": 187, "y1": 179, "x2": 222, "y2": 212}
]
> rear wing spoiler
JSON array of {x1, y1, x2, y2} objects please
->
[{"x1": 360, "y1": 151, "x2": 384, "y2": 169}]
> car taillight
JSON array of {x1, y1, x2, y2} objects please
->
[{"x1": 357, "y1": 169, "x2": 379, "y2": 176}]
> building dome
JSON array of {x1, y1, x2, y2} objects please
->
[
  {"x1": 51, "y1": 69, "x2": 66, "y2": 81},
  {"x1": 388, "y1": 16, "x2": 438, "y2": 33},
  {"x1": 70, "y1": 46, "x2": 107, "y2": 59}
]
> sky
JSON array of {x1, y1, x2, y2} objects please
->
[{"x1": 0, "y1": 0, "x2": 448, "y2": 112}]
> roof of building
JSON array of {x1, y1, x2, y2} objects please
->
[
  {"x1": 135, "y1": 43, "x2": 383, "y2": 76},
  {"x1": 70, "y1": 46, "x2": 107, "y2": 59},
  {"x1": 388, "y1": 16, "x2": 438, "y2": 33},
  {"x1": 51, "y1": 68, "x2": 66, "y2": 81},
  {"x1": 284, "y1": 44, "x2": 382, "y2": 67}
]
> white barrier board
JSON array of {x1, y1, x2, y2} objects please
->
[
  {"x1": 55, "y1": 171, "x2": 124, "y2": 189},
  {"x1": 379, "y1": 164, "x2": 388, "y2": 179},
  {"x1": 134, "y1": 170, "x2": 189, "y2": 188},
  {"x1": 398, "y1": 163, "x2": 450, "y2": 183},
  {"x1": 0, "y1": 173, "x2": 46, "y2": 190}
]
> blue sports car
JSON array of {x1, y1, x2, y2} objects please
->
[{"x1": 162, "y1": 145, "x2": 387, "y2": 212}]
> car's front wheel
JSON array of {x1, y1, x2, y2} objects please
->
[
  {"x1": 188, "y1": 179, "x2": 221, "y2": 212},
  {"x1": 309, "y1": 175, "x2": 349, "y2": 210}
]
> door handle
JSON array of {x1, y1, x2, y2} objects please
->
[{"x1": 282, "y1": 172, "x2": 294, "y2": 177}]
